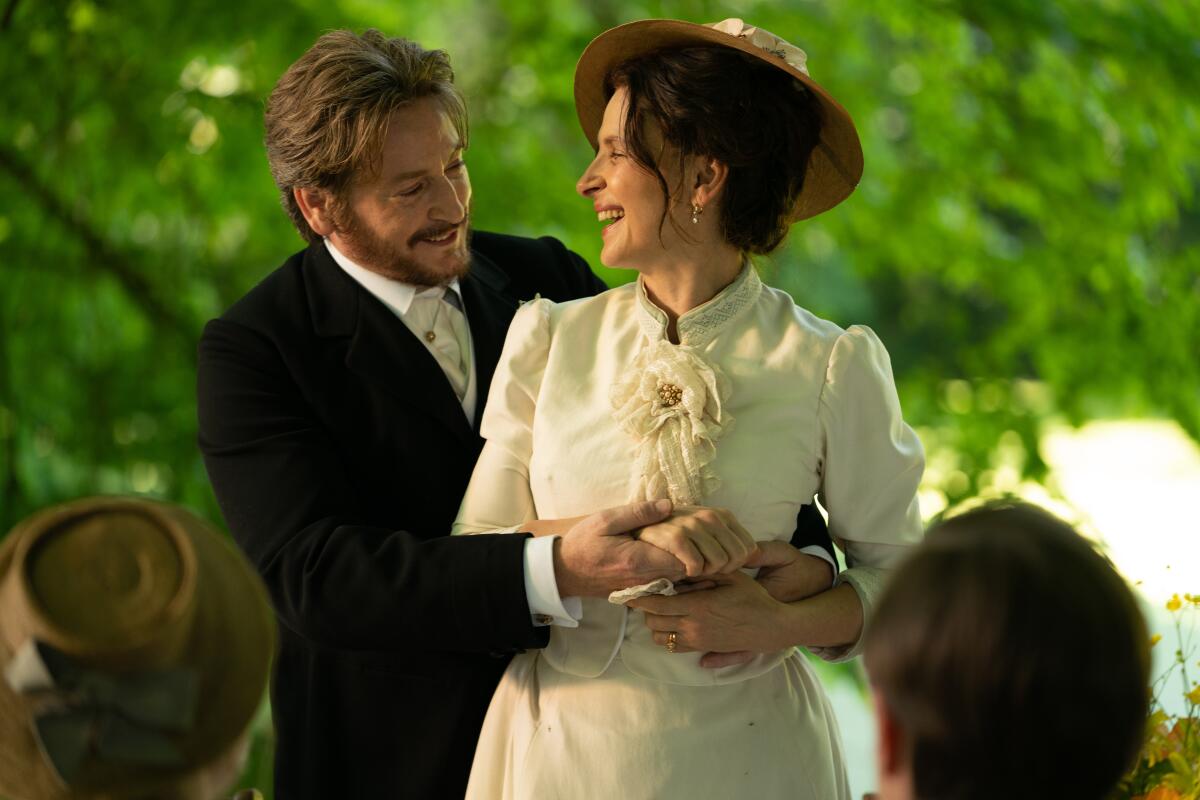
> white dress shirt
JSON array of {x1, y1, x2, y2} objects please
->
[
  {"x1": 325, "y1": 240, "x2": 479, "y2": 422},
  {"x1": 325, "y1": 239, "x2": 577, "y2": 627}
]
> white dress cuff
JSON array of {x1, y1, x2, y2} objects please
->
[
  {"x1": 798, "y1": 545, "x2": 838, "y2": 588},
  {"x1": 523, "y1": 535, "x2": 581, "y2": 628}
]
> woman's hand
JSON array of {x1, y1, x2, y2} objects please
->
[
  {"x1": 746, "y1": 541, "x2": 836, "y2": 603},
  {"x1": 629, "y1": 572, "x2": 865, "y2": 668},
  {"x1": 635, "y1": 505, "x2": 758, "y2": 577},
  {"x1": 630, "y1": 571, "x2": 790, "y2": 654}
]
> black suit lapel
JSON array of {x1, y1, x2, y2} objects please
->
[
  {"x1": 348, "y1": 298, "x2": 476, "y2": 445},
  {"x1": 461, "y1": 249, "x2": 518, "y2": 430},
  {"x1": 303, "y1": 243, "x2": 476, "y2": 446}
]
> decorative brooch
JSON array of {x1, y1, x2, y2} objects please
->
[{"x1": 610, "y1": 339, "x2": 734, "y2": 505}]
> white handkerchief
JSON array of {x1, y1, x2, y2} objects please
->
[{"x1": 608, "y1": 578, "x2": 678, "y2": 605}]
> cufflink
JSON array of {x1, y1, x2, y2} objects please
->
[{"x1": 534, "y1": 614, "x2": 553, "y2": 625}]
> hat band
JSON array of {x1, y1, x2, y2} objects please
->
[{"x1": 4, "y1": 639, "x2": 199, "y2": 786}]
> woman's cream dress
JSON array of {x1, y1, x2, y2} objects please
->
[{"x1": 454, "y1": 265, "x2": 924, "y2": 799}]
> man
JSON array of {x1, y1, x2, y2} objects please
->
[
  {"x1": 197, "y1": 29, "x2": 835, "y2": 797},
  {"x1": 863, "y1": 503, "x2": 1149, "y2": 800}
]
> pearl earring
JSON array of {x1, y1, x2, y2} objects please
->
[{"x1": 691, "y1": 203, "x2": 703, "y2": 224}]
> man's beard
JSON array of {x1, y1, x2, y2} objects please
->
[{"x1": 334, "y1": 206, "x2": 472, "y2": 287}]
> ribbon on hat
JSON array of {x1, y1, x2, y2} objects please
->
[
  {"x1": 707, "y1": 18, "x2": 810, "y2": 76},
  {"x1": 3, "y1": 639, "x2": 198, "y2": 786}
]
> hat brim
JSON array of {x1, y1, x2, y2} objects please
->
[
  {"x1": 574, "y1": 19, "x2": 864, "y2": 222},
  {"x1": 0, "y1": 498, "x2": 275, "y2": 799}
]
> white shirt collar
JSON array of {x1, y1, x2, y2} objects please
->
[{"x1": 324, "y1": 238, "x2": 463, "y2": 319}]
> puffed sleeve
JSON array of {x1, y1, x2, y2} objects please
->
[
  {"x1": 812, "y1": 325, "x2": 924, "y2": 661},
  {"x1": 453, "y1": 298, "x2": 553, "y2": 535}
]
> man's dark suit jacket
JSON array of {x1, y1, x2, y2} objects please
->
[{"x1": 196, "y1": 231, "x2": 833, "y2": 798}]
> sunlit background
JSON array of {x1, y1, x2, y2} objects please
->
[
  {"x1": 1, "y1": 0, "x2": 1197, "y2": 796},
  {"x1": 830, "y1": 418, "x2": 1200, "y2": 794}
]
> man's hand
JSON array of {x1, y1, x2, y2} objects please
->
[
  {"x1": 747, "y1": 540, "x2": 836, "y2": 603},
  {"x1": 553, "y1": 499, "x2": 687, "y2": 597},
  {"x1": 628, "y1": 571, "x2": 794, "y2": 663},
  {"x1": 635, "y1": 505, "x2": 759, "y2": 577}
]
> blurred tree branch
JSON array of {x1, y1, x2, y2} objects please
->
[
  {"x1": 0, "y1": 143, "x2": 191, "y2": 340},
  {"x1": 1, "y1": 0, "x2": 18, "y2": 32}
]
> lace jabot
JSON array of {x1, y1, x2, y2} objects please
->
[
  {"x1": 634, "y1": 264, "x2": 764, "y2": 349},
  {"x1": 611, "y1": 265, "x2": 762, "y2": 506}
]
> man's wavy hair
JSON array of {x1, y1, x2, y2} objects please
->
[{"x1": 264, "y1": 29, "x2": 468, "y2": 243}]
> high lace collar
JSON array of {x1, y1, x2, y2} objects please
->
[{"x1": 635, "y1": 262, "x2": 764, "y2": 349}]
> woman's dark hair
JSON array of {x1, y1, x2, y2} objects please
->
[
  {"x1": 605, "y1": 45, "x2": 823, "y2": 255},
  {"x1": 865, "y1": 502, "x2": 1150, "y2": 800}
]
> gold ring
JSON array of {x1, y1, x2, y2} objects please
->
[{"x1": 666, "y1": 631, "x2": 678, "y2": 653}]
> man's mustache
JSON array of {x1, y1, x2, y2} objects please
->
[{"x1": 408, "y1": 218, "x2": 468, "y2": 247}]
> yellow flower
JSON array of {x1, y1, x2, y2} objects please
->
[
  {"x1": 1142, "y1": 788, "x2": 1184, "y2": 800},
  {"x1": 1166, "y1": 594, "x2": 1182, "y2": 612},
  {"x1": 1187, "y1": 684, "x2": 1200, "y2": 705},
  {"x1": 1151, "y1": 634, "x2": 1163, "y2": 647}
]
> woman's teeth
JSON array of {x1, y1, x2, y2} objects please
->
[{"x1": 598, "y1": 209, "x2": 625, "y2": 223}]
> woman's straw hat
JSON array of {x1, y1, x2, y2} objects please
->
[
  {"x1": 574, "y1": 17, "x2": 864, "y2": 221},
  {"x1": 0, "y1": 497, "x2": 274, "y2": 799}
]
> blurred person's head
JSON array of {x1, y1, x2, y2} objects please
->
[
  {"x1": 265, "y1": 29, "x2": 471, "y2": 286},
  {"x1": 0, "y1": 497, "x2": 274, "y2": 800},
  {"x1": 573, "y1": 19, "x2": 862, "y2": 274},
  {"x1": 864, "y1": 502, "x2": 1150, "y2": 800}
]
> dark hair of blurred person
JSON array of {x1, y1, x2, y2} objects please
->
[{"x1": 864, "y1": 501, "x2": 1150, "y2": 800}]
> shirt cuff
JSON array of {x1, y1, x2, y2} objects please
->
[
  {"x1": 523, "y1": 535, "x2": 582, "y2": 628},
  {"x1": 798, "y1": 544, "x2": 838, "y2": 588}
]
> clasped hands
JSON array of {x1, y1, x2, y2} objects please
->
[{"x1": 546, "y1": 499, "x2": 834, "y2": 667}]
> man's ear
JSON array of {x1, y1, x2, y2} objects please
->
[
  {"x1": 872, "y1": 690, "x2": 904, "y2": 775},
  {"x1": 691, "y1": 155, "x2": 729, "y2": 211},
  {"x1": 294, "y1": 186, "x2": 338, "y2": 238}
]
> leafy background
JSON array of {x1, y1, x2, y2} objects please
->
[{"x1": 1, "y1": 0, "x2": 1197, "y2": 794}]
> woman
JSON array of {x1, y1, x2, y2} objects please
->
[{"x1": 454, "y1": 18, "x2": 924, "y2": 798}]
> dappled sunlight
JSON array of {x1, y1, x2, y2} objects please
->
[
  {"x1": 1042, "y1": 419, "x2": 1200, "y2": 604},
  {"x1": 1041, "y1": 419, "x2": 1200, "y2": 725},
  {"x1": 836, "y1": 418, "x2": 1200, "y2": 794}
]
